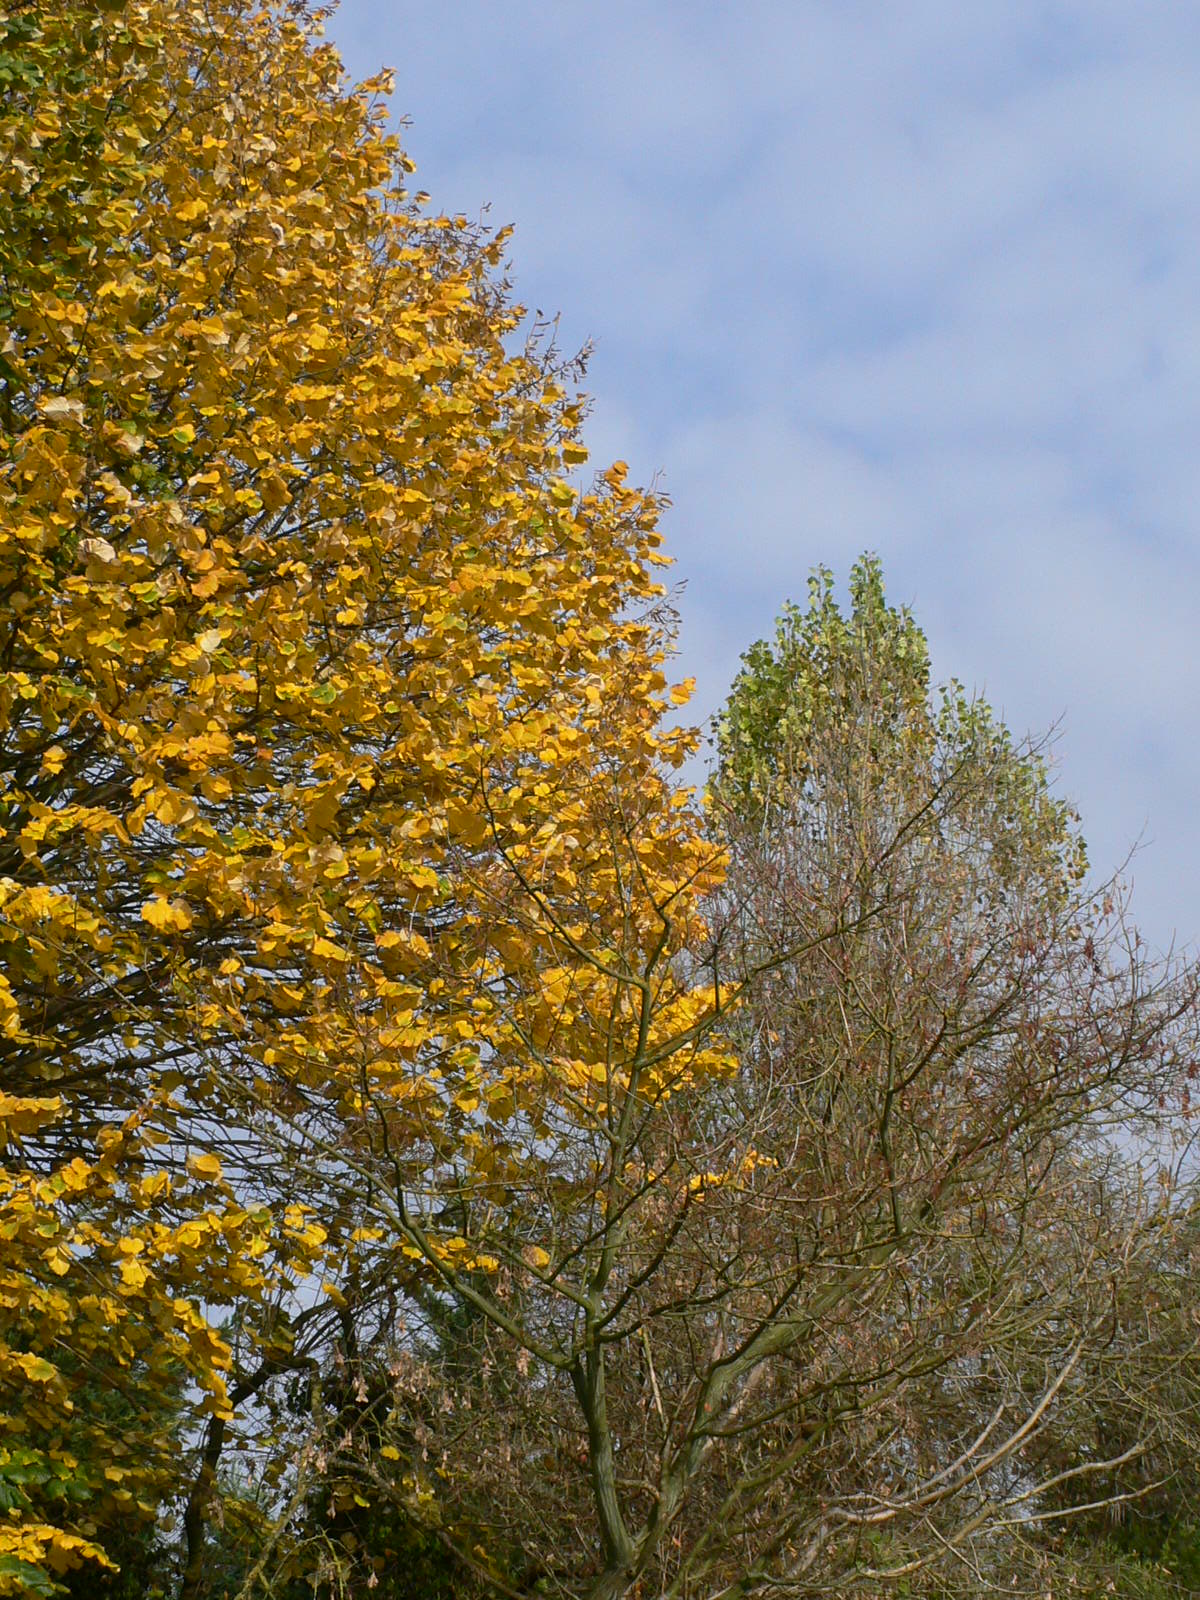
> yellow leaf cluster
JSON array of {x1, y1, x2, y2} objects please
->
[{"x1": 0, "y1": 0, "x2": 729, "y2": 1586}]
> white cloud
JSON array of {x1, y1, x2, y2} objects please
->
[{"x1": 331, "y1": 0, "x2": 1200, "y2": 949}]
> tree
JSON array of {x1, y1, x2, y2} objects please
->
[
  {"x1": 691, "y1": 557, "x2": 1200, "y2": 1596},
  {"x1": 5, "y1": 2, "x2": 1196, "y2": 1593},
  {"x1": 0, "y1": 1, "x2": 720, "y2": 1591},
  {"x1": 300, "y1": 557, "x2": 1196, "y2": 1600},
  {"x1": 1034, "y1": 1194, "x2": 1200, "y2": 1597}
]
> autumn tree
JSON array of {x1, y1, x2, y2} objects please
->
[
  {"x1": 692, "y1": 557, "x2": 1200, "y2": 1597},
  {"x1": 274, "y1": 561, "x2": 1200, "y2": 1600},
  {"x1": 1028, "y1": 1193, "x2": 1200, "y2": 1597},
  {"x1": 0, "y1": 1, "x2": 723, "y2": 1592},
  {"x1": 5, "y1": 3, "x2": 1196, "y2": 1595}
]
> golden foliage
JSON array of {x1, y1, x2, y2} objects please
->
[{"x1": 0, "y1": 0, "x2": 722, "y2": 1587}]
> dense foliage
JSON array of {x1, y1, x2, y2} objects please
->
[
  {"x1": 0, "y1": 4, "x2": 1196, "y2": 1598},
  {"x1": 0, "y1": 1, "x2": 719, "y2": 1591}
]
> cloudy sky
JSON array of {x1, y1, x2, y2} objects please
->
[{"x1": 331, "y1": 1, "x2": 1200, "y2": 952}]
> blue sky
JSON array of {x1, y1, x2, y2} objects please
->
[{"x1": 330, "y1": 1, "x2": 1200, "y2": 951}]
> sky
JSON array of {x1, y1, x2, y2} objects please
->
[{"x1": 330, "y1": 0, "x2": 1200, "y2": 953}]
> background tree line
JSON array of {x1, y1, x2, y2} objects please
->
[{"x1": 0, "y1": 2, "x2": 1197, "y2": 1596}]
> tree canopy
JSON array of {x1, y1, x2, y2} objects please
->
[
  {"x1": 0, "y1": 1, "x2": 720, "y2": 1591},
  {"x1": 0, "y1": 5, "x2": 1197, "y2": 1599},
  {"x1": 704, "y1": 556, "x2": 1200, "y2": 1597}
]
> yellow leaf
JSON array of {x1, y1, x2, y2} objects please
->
[
  {"x1": 12, "y1": 1353, "x2": 58, "y2": 1384},
  {"x1": 0, "y1": 1094, "x2": 62, "y2": 1141},
  {"x1": 311, "y1": 936, "x2": 351, "y2": 963},
  {"x1": 141, "y1": 897, "x2": 193, "y2": 933},
  {"x1": 38, "y1": 395, "x2": 86, "y2": 423},
  {"x1": 260, "y1": 473, "x2": 291, "y2": 512},
  {"x1": 120, "y1": 1258, "x2": 150, "y2": 1291},
  {"x1": 79, "y1": 536, "x2": 117, "y2": 565}
]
